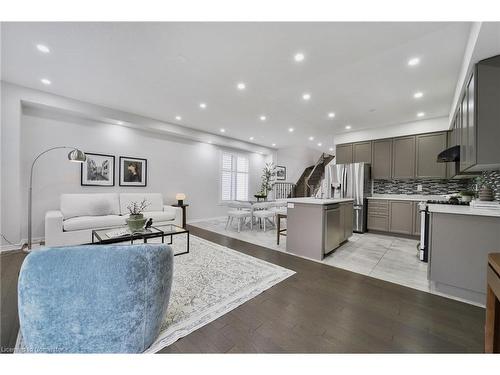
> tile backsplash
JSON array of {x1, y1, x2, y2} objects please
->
[
  {"x1": 481, "y1": 170, "x2": 500, "y2": 201},
  {"x1": 373, "y1": 178, "x2": 472, "y2": 196},
  {"x1": 373, "y1": 170, "x2": 500, "y2": 201}
]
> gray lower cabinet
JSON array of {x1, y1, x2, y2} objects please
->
[
  {"x1": 416, "y1": 132, "x2": 447, "y2": 178},
  {"x1": 392, "y1": 136, "x2": 416, "y2": 179},
  {"x1": 389, "y1": 201, "x2": 414, "y2": 235},
  {"x1": 412, "y1": 202, "x2": 421, "y2": 236},
  {"x1": 371, "y1": 139, "x2": 392, "y2": 179},
  {"x1": 335, "y1": 144, "x2": 353, "y2": 164},
  {"x1": 368, "y1": 199, "x2": 418, "y2": 237},
  {"x1": 429, "y1": 212, "x2": 500, "y2": 304},
  {"x1": 353, "y1": 141, "x2": 372, "y2": 164},
  {"x1": 367, "y1": 199, "x2": 389, "y2": 232}
]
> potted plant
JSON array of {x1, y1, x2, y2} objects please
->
[
  {"x1": 126, "y1": 199, "x2": 150, "y2": 232},
  {"x1": 476, "y1": 175, "x2": 494, "y2": 201},
  {"x1": 255, "y1": 162, "x2": 276, "y2": 200},
  {"x1": 459, "y1": 190, "x2": 475, "y2": 203}
]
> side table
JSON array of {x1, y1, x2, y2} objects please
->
[{"x1": 172, "y1": 204, "x2": 189, "y2": 228}]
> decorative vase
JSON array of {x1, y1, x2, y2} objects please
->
[
  {"x1": 461, "y1": 195, "x2": 472, "y2": 203},
  {"x1": 479, "y1": 187, "x2": 494, "y2": 201},
  {"x1": 126, "y1": 214, "x2": 147, "y2": 232}
]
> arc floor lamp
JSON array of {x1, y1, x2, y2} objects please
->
[{"x1": 27, "y1": 146, "x2": 86, "y2": 250}]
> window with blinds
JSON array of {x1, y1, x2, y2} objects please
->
[{"x1": 220, "y1": 152, "x2": 249, "y2": 201}]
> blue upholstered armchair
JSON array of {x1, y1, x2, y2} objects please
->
[{"x1": 17, "y1": 244, "x2": 174, "y2": 353}]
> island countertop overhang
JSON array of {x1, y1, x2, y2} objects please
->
[{"x1": 285, "y1": 198, "x2": 354, "y2": 205}]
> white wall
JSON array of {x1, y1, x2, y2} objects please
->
[
  {"x1": 1, "y1": 82, "x2": 270, "y2": 246},
  {"x1": 275, "y1": 145, "x2": 323, "y2": 183},
  {"x1": 332, "y1": 116, "x2": 449, "y2": 146}
]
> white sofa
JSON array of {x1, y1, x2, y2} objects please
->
[{"x1": 45, "y1": 193, "x2": 183, "y2": 247}]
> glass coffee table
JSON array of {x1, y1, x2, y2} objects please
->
[{"x1": 92, "y1": 224, "x2": 189, "y2": 256}]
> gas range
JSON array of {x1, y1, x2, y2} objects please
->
[{"x1": 426, "y1": 200, "x2": 470, "y2": 206}]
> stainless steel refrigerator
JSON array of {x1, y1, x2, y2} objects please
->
[{"x1": 328, "y1": 162, "x2": 371, "y2": 233}]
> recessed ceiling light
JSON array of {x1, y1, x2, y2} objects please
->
[
  {"x1": 417, "y1": 112, "x2": 425, "y2": 117},
  {"x1": 294, "y1": 52, "x2": 305, "y2": 62},
  {"x1": 345, "y1": 125, "x2": 352, "y2": 130},
  {"x1": 116, "y1": 121, "x2": 124, "y2": 125},
  {"x1": 288, "y1": 127, "x2": 294, "y2": 132},
  {"x1": 220, "y1": 128, "x2": 225, "y2": 133},
  {"x1": 259, "y1": 115, "x2": 267, "y2": 121},
  {"x1": 175, "y1": 115, "x2": 182, "y2": 121},
  {"x1": 308, "y1": 136, "x2": 314, "y2": 141},
  {"x1": 272, "y1": 143, "x2": 276, "y2": 147},
  {"x1": 302, "y1": 93, "x2": 311, "y2": 101},
  {"x1": 249, "y1": 136, "x2": 254, "y2": 141},
  {"x1": 40, "y1": 78, "x2": 51, "y2": 85},
  {"x1": 36, "y1": 44, "x2": 50, "y2": 53},
  {"x1": 199, "y1": 103, "x2": 207, "y2": 109},
  {"x1": 208, "y1": 140, "x2": 212, "y2": 144},
  {"x1": 237, "y1": 82, "x2": 246, "y2": 90},
  {"x1": 408, "y1": 57, "x2": 420, "y2": 66},
  {"x1": 328, "y1": 112, "x2": 335, "y2": 118},
  {"x1": 413, "y1": 92, "x2": 423, "y2": 99},
  {"x1": 317, "y1": 143, "x2": 322, "y2": 147},
  {"x1": 329, "y1": 147, "x2": 334, "y2": 151}
]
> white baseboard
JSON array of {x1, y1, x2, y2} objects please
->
[{"x1": 187, "y1": 216, "x2": 226, "y2": 224}]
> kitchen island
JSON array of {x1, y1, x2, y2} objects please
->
[
  {"x1": 428, "y1": 204, "x2": 500, "y2": 305},
  {"x1": 285, "y1": 198, "x2": 354, "y2": 261}
]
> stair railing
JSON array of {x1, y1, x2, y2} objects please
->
[
  {"x1": 273, "y1": 182, "x2": 296, "y2": 199},
  {"x1": 304, "y1": 153, "x2": 326, "y2": 196}
]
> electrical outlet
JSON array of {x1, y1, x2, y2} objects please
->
[{"x1": 417, "y1": 184, "x2": 423, "y2": 192}]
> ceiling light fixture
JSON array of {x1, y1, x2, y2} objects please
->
[
  {"x1": 40, "y1": 78, "x2": 51, "y2": 85},
  {"x1": 317, "y1": 143, "x2": 322, "y2": 147},
  {"x1": 302, "y1": 93, "x2": 311, "y2": 101},
  {"x1": 36, "y1": 44, "x2": 50, "y2": 53},
  {"x1": 328, "y1": 112, "x2": 335, "y2": 118},
  {"x1": 220, "y1": 128, "x2": 225, "y2": 133},
  {"x1": 272, "y1": 143, "x2": 276, "y2": 147},
  {"x1": 329, "y1": 147, "x2": 334, "y2": 152},
  {"x1": 249, "y1": 136, "x2": 254, "y2": 141},
  {"x1": 288, "y1": 127, "x2": 294, "y2": 132},
  {"x1": 413, "y1": 92, "x2": 423, "y2": 99},
  {"x1": 116, "y1": 121, "x2": 124, "y2": 125},
  {"x1": 308, "y1": 136, "x2": 314, "y2": 141},
  {"x1": 175, "y1": 116, "x2": 182, "y2": 121},
  {"x1": 345, "y1": 125, "x2": 352, "y2": 130},
  {"x1": 294, "y1": 52, "x2": 305, "y2": 62},
  {"x1": 408, "y1": 57, "x2": 420, "y2": 66},
  {"x1": 417, "y1": 112, "x2": 425, "y2": 117},
  {"x1": 237, "y1": 82, "x2": 246, "y2": 90},
  {"x1": 199, "y1": 103, "x2": 207, "y2": 109},
  {"x1": 260, "y1": 115, "x2": 267, "y2": 121}
]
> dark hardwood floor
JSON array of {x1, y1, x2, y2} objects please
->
[{"x1": 0, "y1": 226, "x2": 485, "y2": 353}]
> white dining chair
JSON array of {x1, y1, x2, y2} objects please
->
[
  {"x1": 252, "y1": 201, "x2": 275, "y2": 232},
  {"x1": 225, "y1": 201, "x2": 252, "y2": 232}
]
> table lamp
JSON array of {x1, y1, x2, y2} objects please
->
[{"x1": 176, "y1": 193, "x2": 186, "y2": 206}]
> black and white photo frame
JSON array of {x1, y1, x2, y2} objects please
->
[
  {"x1": 81, "y1": 153, "x2": 115, "y2": 186},
  {"x1": 119, "y1": 156, "x2": 148, "y2": 187}
]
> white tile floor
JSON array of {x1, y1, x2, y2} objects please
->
[{"x1": 190, "y1": 217, "x2": 481, "y2": 306}]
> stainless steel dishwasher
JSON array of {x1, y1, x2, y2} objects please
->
[{"x1": 324, "y1": 204, "x2": 341, "y2": 255}]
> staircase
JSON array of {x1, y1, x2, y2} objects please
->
[{"x1": 294, "y1": 153, "x2": 335, "y2": 197}]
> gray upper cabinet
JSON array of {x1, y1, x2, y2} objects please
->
[
  {"x1": 353, "y1": 141, "x2": 372, "y2": 164},
  {"x1": 371, "y1": 139, "x2": 392, "y2": 179},
  {"x1": 416, "y1": 132, "x2": 447, "y2": 178},
  {"x1": 455, "y1": 55, "x2": 500, "y2": 172},
  {"x1": 389, "y1": 201, "x2": 414, "y2": 235},
  {"x1": 335, "y1": 144, "x2": 353, "y2": 164},
  {"x1": 392, "y1": 136, "x2": 416, "y2": 179}
]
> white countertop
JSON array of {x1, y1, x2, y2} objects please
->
[
  {"x1": 368, "y1": 194, "x2": 446, "y2": 202},
  {"x1": 428, "y1": 204, "x2": 500, "y2": 218},
  {"x1": 286, "y1": 198, "x2": 354, "y2": 205}
]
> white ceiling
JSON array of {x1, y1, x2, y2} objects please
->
[{"x1": 1, "y1": 22, "x2": 471, "y2": 151}]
